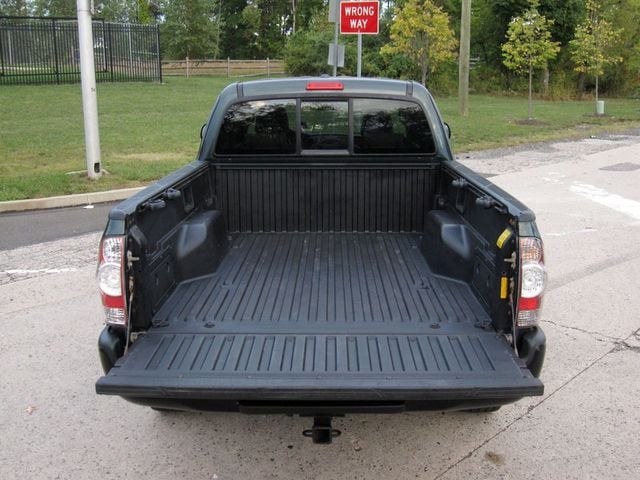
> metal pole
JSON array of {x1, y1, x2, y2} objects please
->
[
  {"x1": 1, "y1": 28, "x2": 6, "y2": 78},
  {"x1": 357, "y1": 33, "x2": 362, "y2": 77},
  {"x1": 333, "y1": 20, "x2": 338, "y2": 76},
  {"x1": 107, "y1": 22, "x2": 114, "y2": 81},
  {"x1": 77, "y1": 0, "x2": 102, "y2": 179},
  {"x1": 52, "y1": 19, "x2": 60, "y2": 84},
  {"x1": 7, "y1": 29, "x2": 13, "y2": 65},
  {"x1": 155, "y1": 25, "x2": 162, "y2": 83}
]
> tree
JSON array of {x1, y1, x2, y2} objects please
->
[
  {"x1": 33, "y1": 0, "x2": 76, "y2": 17},
  {"x1": 569, "y1": 0, "x2": 623, "y2": 107},
  {"x1": 502, "y1": 1, "x2": 560, "y2": 120},
  {"x1": 161, "y1": 0, "x2": 220, "y2": 59},
  {"x1": 608, "y1": 0, "x2": 640, "y2": 95},
  {"x1": 0, "y1": 0, "x2": 30, "y2": 16},
  {"x1": 217, "y1": 0, "x2": 321, "y2": 59},
  {"x1": 283, "y1": 8, "x2": 358, "y2": 76},
  {"x1": 381, "y1": 0, "x2": 457, "y2": 85}
]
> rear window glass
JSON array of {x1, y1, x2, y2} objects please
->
[
  {"x1": 353, "y1": 99, "x2": 435, "y2": 154},
  {"x1": 301, "y1": 101, "x2": 349, "y2": 150},
  {"x1": 216, "y1": 99, "x2": 296, "y2": 155},
  {"x1": 214, "y1": 97, "x2": 435, "y2": 156}
]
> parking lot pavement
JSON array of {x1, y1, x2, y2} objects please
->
[
  {"x1": 0, "y1": 202, "x2": 113, "y2": 251},
  {"x1": 1, "y1": 135, "x2": 639, "y2": 479}
]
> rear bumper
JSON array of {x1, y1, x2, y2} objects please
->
[
  {"x1": 98, "y1": 326, "x2": 124, "y2": 373},
  {"x1": 519, "y1": 327, "x2": 546, "y2": 378},
  {"x1": 122, "y1": 397, "x2": 522, "y2": 414}
]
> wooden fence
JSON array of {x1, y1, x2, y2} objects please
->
[{"x1": 161, "y1": 58, "x2": 284, "y2": 78}]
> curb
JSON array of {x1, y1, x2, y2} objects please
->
[{"x1": 0, "y1": 187, "x2": 145, "y2": 213}]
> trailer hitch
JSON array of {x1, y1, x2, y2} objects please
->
[{"x1": 302, "y1": 416, "x2": 341, "y2": 444}]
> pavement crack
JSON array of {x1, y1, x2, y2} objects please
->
[
  {"x1": 611, "y1": 329, "x2": 640, "y2": 353},
  {"x1": 540, "y1": 319, "x2": 621, "y2": 342},
  {"x1": 432, "y1": 327, "x2": 639, "y2": 480},
  {"x1": 612, "y1": 341, "x2": 640, "y2": 353}
]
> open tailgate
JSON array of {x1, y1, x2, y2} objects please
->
[{"x1": 96, "y1": 330, "x2": 542, "y2": 401}]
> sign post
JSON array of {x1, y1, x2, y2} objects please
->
[{"x1": 340, "y1": 1, "x2": 379, "y2": 77}]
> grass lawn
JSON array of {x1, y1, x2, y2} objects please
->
[
  {"x1": 1, "y1": 76, "x2": 639, "y2": 201},
  {"x1": 437, "y1": 95, "x2": 640, "y2": 152}
]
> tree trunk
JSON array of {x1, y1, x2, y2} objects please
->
[
  {"x1": 421, "y1": 64, "x2": 428, "y2": 86},
  {"x1": 214, "y1": 0, "x2": 223, "y2": 60},
  {"x1": 528, "y1": 64, "x2": 533, "y2": 121},
  {"x1": 595, "y1": 75, "x2": 599, "y2": 103},
  {"x1": 292, "y1": 0, "x2": 296, "y2": 34},
  {"x1": 542, "y1": 65, "x2": 549, "y2": 98},
  {"x1": 577, "y1": 72, "x2": 585, "y2": 98},
  {"x1": 458, "y1": 0, "x2": 471, "y2": 116}
]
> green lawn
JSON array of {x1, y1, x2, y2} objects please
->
[
  {"x1": 0, "y1": 77, "x2": 233, "y2": 201},
  {"x1": 1, "y1": 77, "x2": 639, "y2": 201},
  {"x1": 437, "y1": 95, "x2": 640, "y2": 152}
]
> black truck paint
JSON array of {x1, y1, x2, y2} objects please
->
[{"x1": 96, "y1": 77, "x2": 545, "y2": 443}]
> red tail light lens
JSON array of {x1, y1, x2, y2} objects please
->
[
  {"x1": 306, "y1": 81, "x2": 344, "y2": 90},
  {"x1": 97, "y1": 236, "x2": 127, "y2": 326},
  {"x1": 517, "y1": 237, "x2": 546, "y2": 327}
]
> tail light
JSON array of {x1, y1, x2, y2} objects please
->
[
  {"x1": 306, "y1": 81, "x2": 344, "y2": 90},
  {"x1": 516, "y1": 237, "x2": 546, "y2": 327},
  {"x1": 97, "y1": 236, "x2": 127, "y2": 326}
]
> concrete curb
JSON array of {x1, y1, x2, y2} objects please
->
[{"x1": 0, "y1": 187, "x2": 145, "y2": 213}]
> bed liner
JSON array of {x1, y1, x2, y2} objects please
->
[{"x1": 96, "y1": 233, "x2": 542, "y2": 402}]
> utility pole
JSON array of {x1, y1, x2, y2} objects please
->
[
  {"x1": 333, "y1": 16, "x2": 339, "y2": 76},
  {"x1": 458, "y1": 0, "x2": 471, "y2": 117},
  {"x1": 77, "y1": 0, "x2": 102, "y2": 179}
]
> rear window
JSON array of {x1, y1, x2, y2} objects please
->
[
  {"x1": 215, "y1": 99, "x2": 296, "y2": 155},
  {"x1": 301, "y1": 101, "x2": 349, "y2": 150},
  {"x1": 215, "y1": 97, "x2": 435, "y2": 156},
  {"x1": 354, "y1": 99, "x2": 435, "y2": 154}
]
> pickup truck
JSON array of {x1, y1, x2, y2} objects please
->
[{"x1": 95, "y1": 77, "x2": 546, "y2": 444}]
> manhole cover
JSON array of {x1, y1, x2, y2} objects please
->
[{"x1": 599, "y1": 162, "x2": 640, "y2": 172}]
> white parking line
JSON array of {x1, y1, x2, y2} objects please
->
[
  {"x1": 2, "y1": 268, "x2": 79, "y2": 274},
  {"x1": 546, "y1": 228, "x2": 598, "y2": 237},
  {"x1": 570, "y1": 182, "x2": 640, "y2": 221}
]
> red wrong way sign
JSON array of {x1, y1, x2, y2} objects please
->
[{"x1": 340, "y1": 1, "x2": 380, "y2": 34}]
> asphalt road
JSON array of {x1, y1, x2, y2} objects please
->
[
  {"x1": 0, "y1": 202, "x2": 115, "y2": 251},
  {"x1": 1, "y1": 133, "x2": 639, "y2": 479}
]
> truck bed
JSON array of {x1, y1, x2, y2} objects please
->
[
  {"x1": 97, "y1": 233, "x2": 542, "y2": 406},
  {"x1": 155, "y1": 232, "x2": 486, "y2": 327}
]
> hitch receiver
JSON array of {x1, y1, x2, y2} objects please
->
[{"x1": 302, "y1": 416, "x2": 341, "y2": 444}]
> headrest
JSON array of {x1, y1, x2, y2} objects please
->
[
  {"x1": 255, "y1": 106, "x2": 289, "y2": 134},
  {"x1": 361, "y1": 111, "x2": 393, "y2": 134}
]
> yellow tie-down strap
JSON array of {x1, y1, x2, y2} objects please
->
[{"x1": 496, "y1": 228, "x2": 513, "y2": 249}]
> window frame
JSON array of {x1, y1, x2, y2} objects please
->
[{"x1": 212, "y1": 94, "x2": 438, "y2": 160}]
